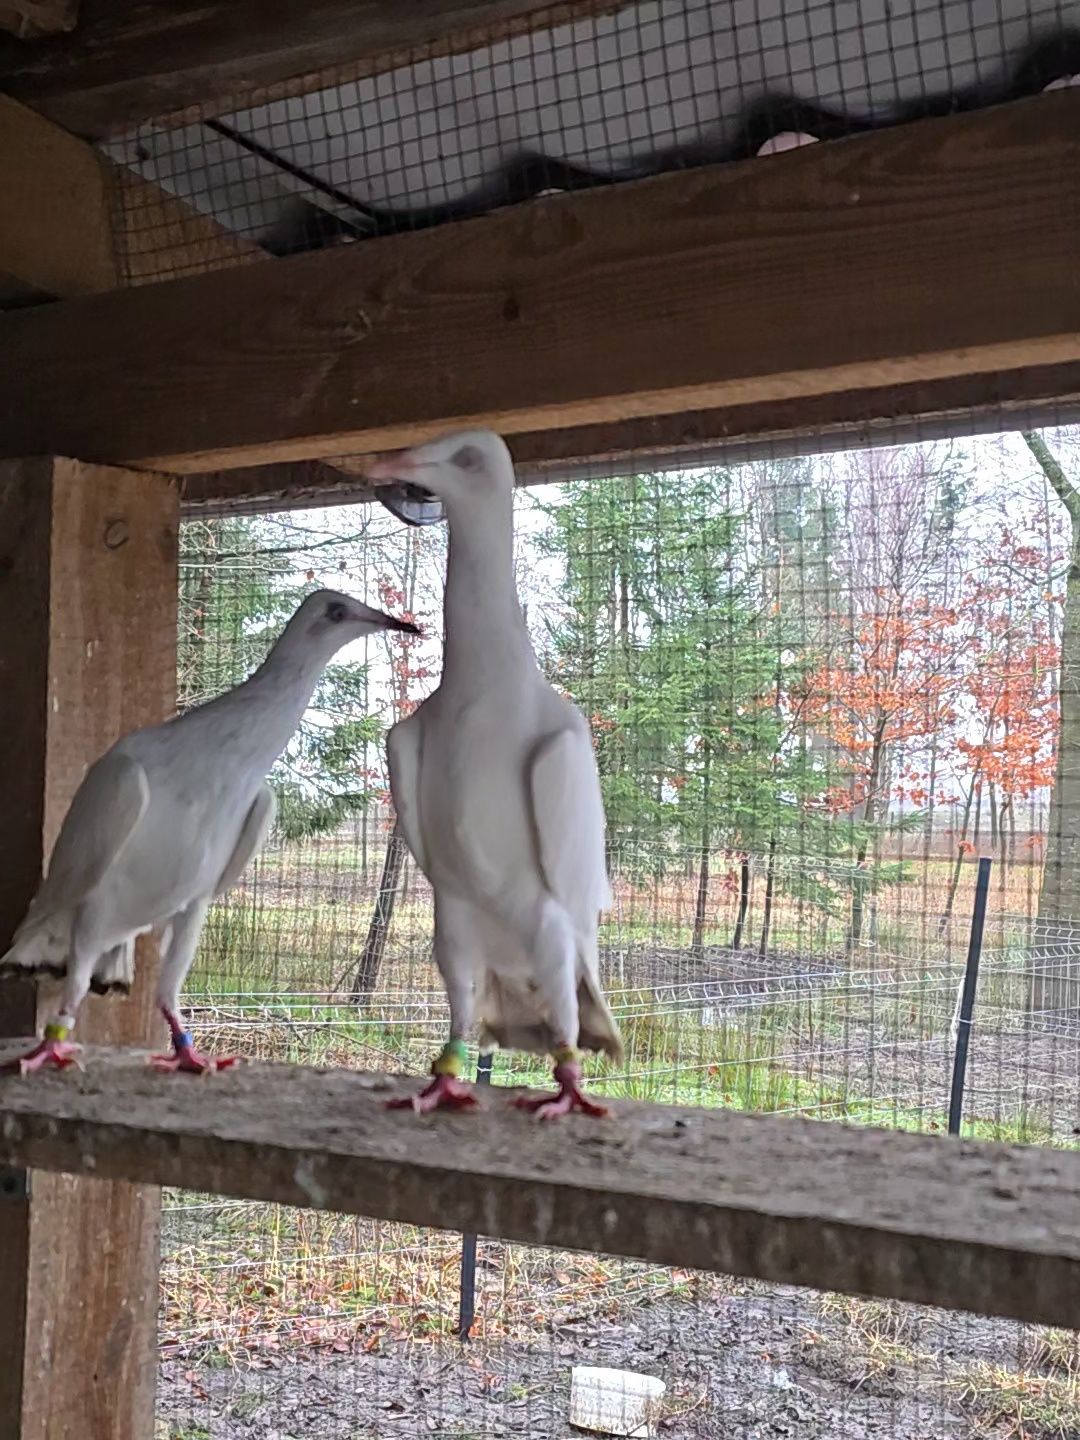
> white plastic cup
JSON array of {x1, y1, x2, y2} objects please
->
[{"x1": 569, "y1": 1365, "x2": 666, "y2": 1438}]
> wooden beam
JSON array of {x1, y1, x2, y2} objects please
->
[
  {"x1": 0, "y1": 460, "x2": 178, "y2": 1440},
  {"x1": 1, "y1": 1048, "x2": 1079, "y2": 1330},
  {"x1": 180, "y1": 363, "x2": 1080, "y2": 515},
  {"x1": 0, "y1": 93, "x2": 117, "y2": 301},
  {"x1": 0, "y1": 94, "x2": 262, "y2": 304},
  {"x1": 186, "y1": 362, "x2": 1075, "y2": 516},
  {"x1": 0, "y1": 0, "x2": 623, "y2": 140},
  {"x1": 110, "y1": 162, "x2": 263, "y2": 285},
  {"x1": 0, "y1": 0, "x2": 77, "y2": 41},
  {"x1": 3, "y1": 93, "x2": 1078, "y2": 474}
]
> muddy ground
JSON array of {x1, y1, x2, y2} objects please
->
[{"x1": 156, "y1": 1277, "x2": 1048, "y2": 1439}]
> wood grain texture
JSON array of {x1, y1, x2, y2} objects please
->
[
  {"x1": 3, "y1": 92, "x2": 1078, "y2": 473},
  {"x1": 0, "y1": 1047, "x2": 1078, "y2": 1329},
  {"x1": 0, "y1": 0, "x2": 77, "y2": 40},
  {"x1": 0, "y1": 0, "x2": 623, "y2": 138},
  {"x1": 0, "y1": 459, "x2": 178, "y2": 1440},
  {"x1": 109, "y1": 162, "x2": 263, "y2": 285},
  {"x1": 0, "y1": 94, "x2": 116, "y2": 303}
]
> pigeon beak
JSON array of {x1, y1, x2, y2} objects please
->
[
  {"x1": 366, "y1": 451, "x2": 417, "y2": 482},
  {"x1": 381, "y1": 612, "x2": 422, "y2": 635}
]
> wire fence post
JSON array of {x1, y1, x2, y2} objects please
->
[
  {"x1": 948, "y1": 857, "x2": 992, "y2": 1137},
  {"x1": 457, "y1": 1051, "x2": 493, "y2": 1340}
]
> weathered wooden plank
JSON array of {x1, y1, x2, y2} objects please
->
[
  {"x1": 0, "y1": 1046, "x2": 1078, "y2": 1329},
  {"x1": 0, "y1": 460, "x2": 178, "y2": 1440},
  {"x1": 3, "y1": 93, "x2": 1078, "y2": 474},
  {"x1": 0, "y1": 0, "x2": 623, "y2": 139},
  {"x1": 109, "y1": 162, "x2": 263, "y2": 285},
  {"x1": 0, "y1": 94, "x2": 261, "y2": 305},
  {"x1": 0, "y1": 0, "x2": 77, "y2": 41},
  {"x1": 0, "y1": 94, "x2": 117, "y2": 302}
]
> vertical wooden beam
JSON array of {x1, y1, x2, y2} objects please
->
[
  {"x1": 0, "y1": 94, "x2": 118, "y2": 303},
  {"x1": 0, "y1": 458, "x2": 178, "y2": 1440}
]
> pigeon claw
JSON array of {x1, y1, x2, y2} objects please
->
[
  {"x1": 387, "y1": 1074, "x2": 479, "y2": 1113},
  {"x1": 150, "y1": 1043, "x2": 240, "y2": 1076},
  {"x1": 513, "y1": 1062, "x2": 609, "y2": 1121},
  {"x1": 1, "y1": 1038, "x2": 82, "y2": 1076}
]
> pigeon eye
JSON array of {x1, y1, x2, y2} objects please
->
[
  {"x1": 326, "y1": 602, "x2": 347, "y2": 623},
  {"x1": 451, "y1": 445, "x2": 482, "y2": 471}
]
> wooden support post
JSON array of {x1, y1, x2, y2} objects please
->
[{"x1": 0, "y1": 458, "x2": 178, "y2": 1440}]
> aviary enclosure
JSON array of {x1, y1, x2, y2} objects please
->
[{"x1": 0, "y1": 0, "x2": 1078, "y2": 1437}]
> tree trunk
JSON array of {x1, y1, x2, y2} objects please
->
[
  {"x1": 758, "y1": 835, "x2": 778, "y2": 958},
  {"x1": 732, "y1": 855, "x2": 751, "y2": 950},
  {"x1": 691, "y1": 831, "x2": 710, "y2": 959},
  {"x1": 939, "y1": 777, "x2": 978, "y2": 934},
  {"x1": 849, "y1": 727, "x2": 887, "y2": 948},
  {"x1": 1023, "y1": 433, "x2": 1080, "y2": 1017},
  {"x1": 691, "y1": 743, "x2": 713, "y2": 957},
  {"x1": 350, "y1": 826, "x2": 407, "y2": 1003}
]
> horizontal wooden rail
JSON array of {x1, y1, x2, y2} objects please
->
[
  {"x1": 0, "y1": 0, "x2": 621, "y2": 139},
  {"x1": 2, "y1": 92, "x2": 1078, "y2": 474},
  {"x1": 181, "y1": 362, "x2": 1080, "y2": 515},
  {"x1": 0, "y1": 1044, "x2": 1078, "y2": 1328}
]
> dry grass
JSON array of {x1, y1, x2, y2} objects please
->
[{"x1": 807, "y1": 1296, "x2": 1080, "y2": 1440}]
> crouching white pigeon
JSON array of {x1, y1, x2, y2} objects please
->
[
  {"x1": 369, "y1": 430, "x2": 623, "y2": 1119},
  {"x1": 0, "y1": 590, "x2": 417, "y2": 1076}
]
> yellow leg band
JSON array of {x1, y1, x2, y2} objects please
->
[
  {"x1": 44, "y1": 1022, "x2": 69, "y2": 1042},
  {"x1": 553, "y1": 1044, "x2": 578, "y2": 1066},
  {"x1": 431, "y1": 1039, "x2": 468, "y2": 1077}
]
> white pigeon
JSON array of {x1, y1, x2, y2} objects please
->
[
  {"x1": 369, "y1": 430, "x2": 623, "y2": 1119},
  {"x1": 0, "y1": 590, "x2": 417, "y2": 1076}
]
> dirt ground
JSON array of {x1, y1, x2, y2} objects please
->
[{"x1": 156, "y1": 1278, "x2": 1045, "y2": 1440}]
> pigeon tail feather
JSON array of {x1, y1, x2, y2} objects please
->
[
  {"x1": 0, "y1": 919, "x2": 134, "y2": 996},
  {"x1": 478, "y1": 967, "x2": 623, "y2": 1064}
]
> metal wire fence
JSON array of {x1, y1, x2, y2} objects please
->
[
  {"x1": 158, "y1": 427, "x2": 1080, "y2": 1438},
  {"x1": 99, "y1": 0, "x2": 1080, "y2": 283}
]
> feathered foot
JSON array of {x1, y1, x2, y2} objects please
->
[
  {"x1": 387, "y1": 1039, "x2": 480, "y2": 1113},
  {"x1": 1, "y1": 1025, "x2": 82, "y2": 1076},
  {"x1": 151, "y1": 1029, "x2": 240, "y2": 1075},
  {"x1": 514, "y1": 1057, "x2": 609, "y2": 1121}
]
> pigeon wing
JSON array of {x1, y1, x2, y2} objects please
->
[
  {"x1": 214, "y1": 783, "x2": 276, "y2": 897},
  {"x1": 31, "y1": 751, "x2": 150, "y2": 911},
  {"x1": 529, "y1": 727, "x2": 613, "y2": 931},
  {"x1": 387, "y1": 713, "x2": 429, "y2": 876}
]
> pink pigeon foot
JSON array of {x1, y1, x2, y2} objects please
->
[
  {"x1": 150, "y1": 1031, "x2": 240, "y2": 1075},
  {"x1": 513, "y1": 1061, "x2": 609, "y2": 1121},
  {"x1": 387, "y1": 1073, "x2": 479, "y2": 1113},
  {"x1": 1, "y1": 1036, "x2": 82, "y2": 1076}
]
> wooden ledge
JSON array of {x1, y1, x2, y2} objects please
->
[{"x1": 0, "y1": 1044, "x2": 1078, "y2": 1328}]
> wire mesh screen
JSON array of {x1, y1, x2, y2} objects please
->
[
  {"x1": 101, "y1": 0, "x2": 1080, "y2": 284},
  {"x1": 159, "y1": 424, "x2": 1080, "y2": 1438}
]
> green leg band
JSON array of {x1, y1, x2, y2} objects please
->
[
  {"x1": 44, "y1": 1022, "x2": 69, "y2": 1042},
  {"x1": 431, "y1": 1037, "x2": 469, "y2": 1077}
]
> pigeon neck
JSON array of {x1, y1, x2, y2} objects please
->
[
  {"x1": 443, "y1": 490, "x2": 530, "y2": 673},
  {"x1": 241, "y1": 619, "x2": 339, "y2": 757}
]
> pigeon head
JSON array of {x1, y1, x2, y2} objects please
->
[
  {"x1": 367, "y1": 429, "x2": 514, "y2": 525},
  {"x1": 297, "y1": 589, "x2": 419, "y2": 642}
]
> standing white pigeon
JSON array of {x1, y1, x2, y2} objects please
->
[
  {"x1": 369, "y1": 430, "x2": 623, "y2": 1119},
  {"x1": 0, "y1": 590, "x2": 417, "y2": 1076}
]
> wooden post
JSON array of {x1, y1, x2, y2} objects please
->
[{"x1": 0, "y1": 458, "x2": 178, "y2": 1440}]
